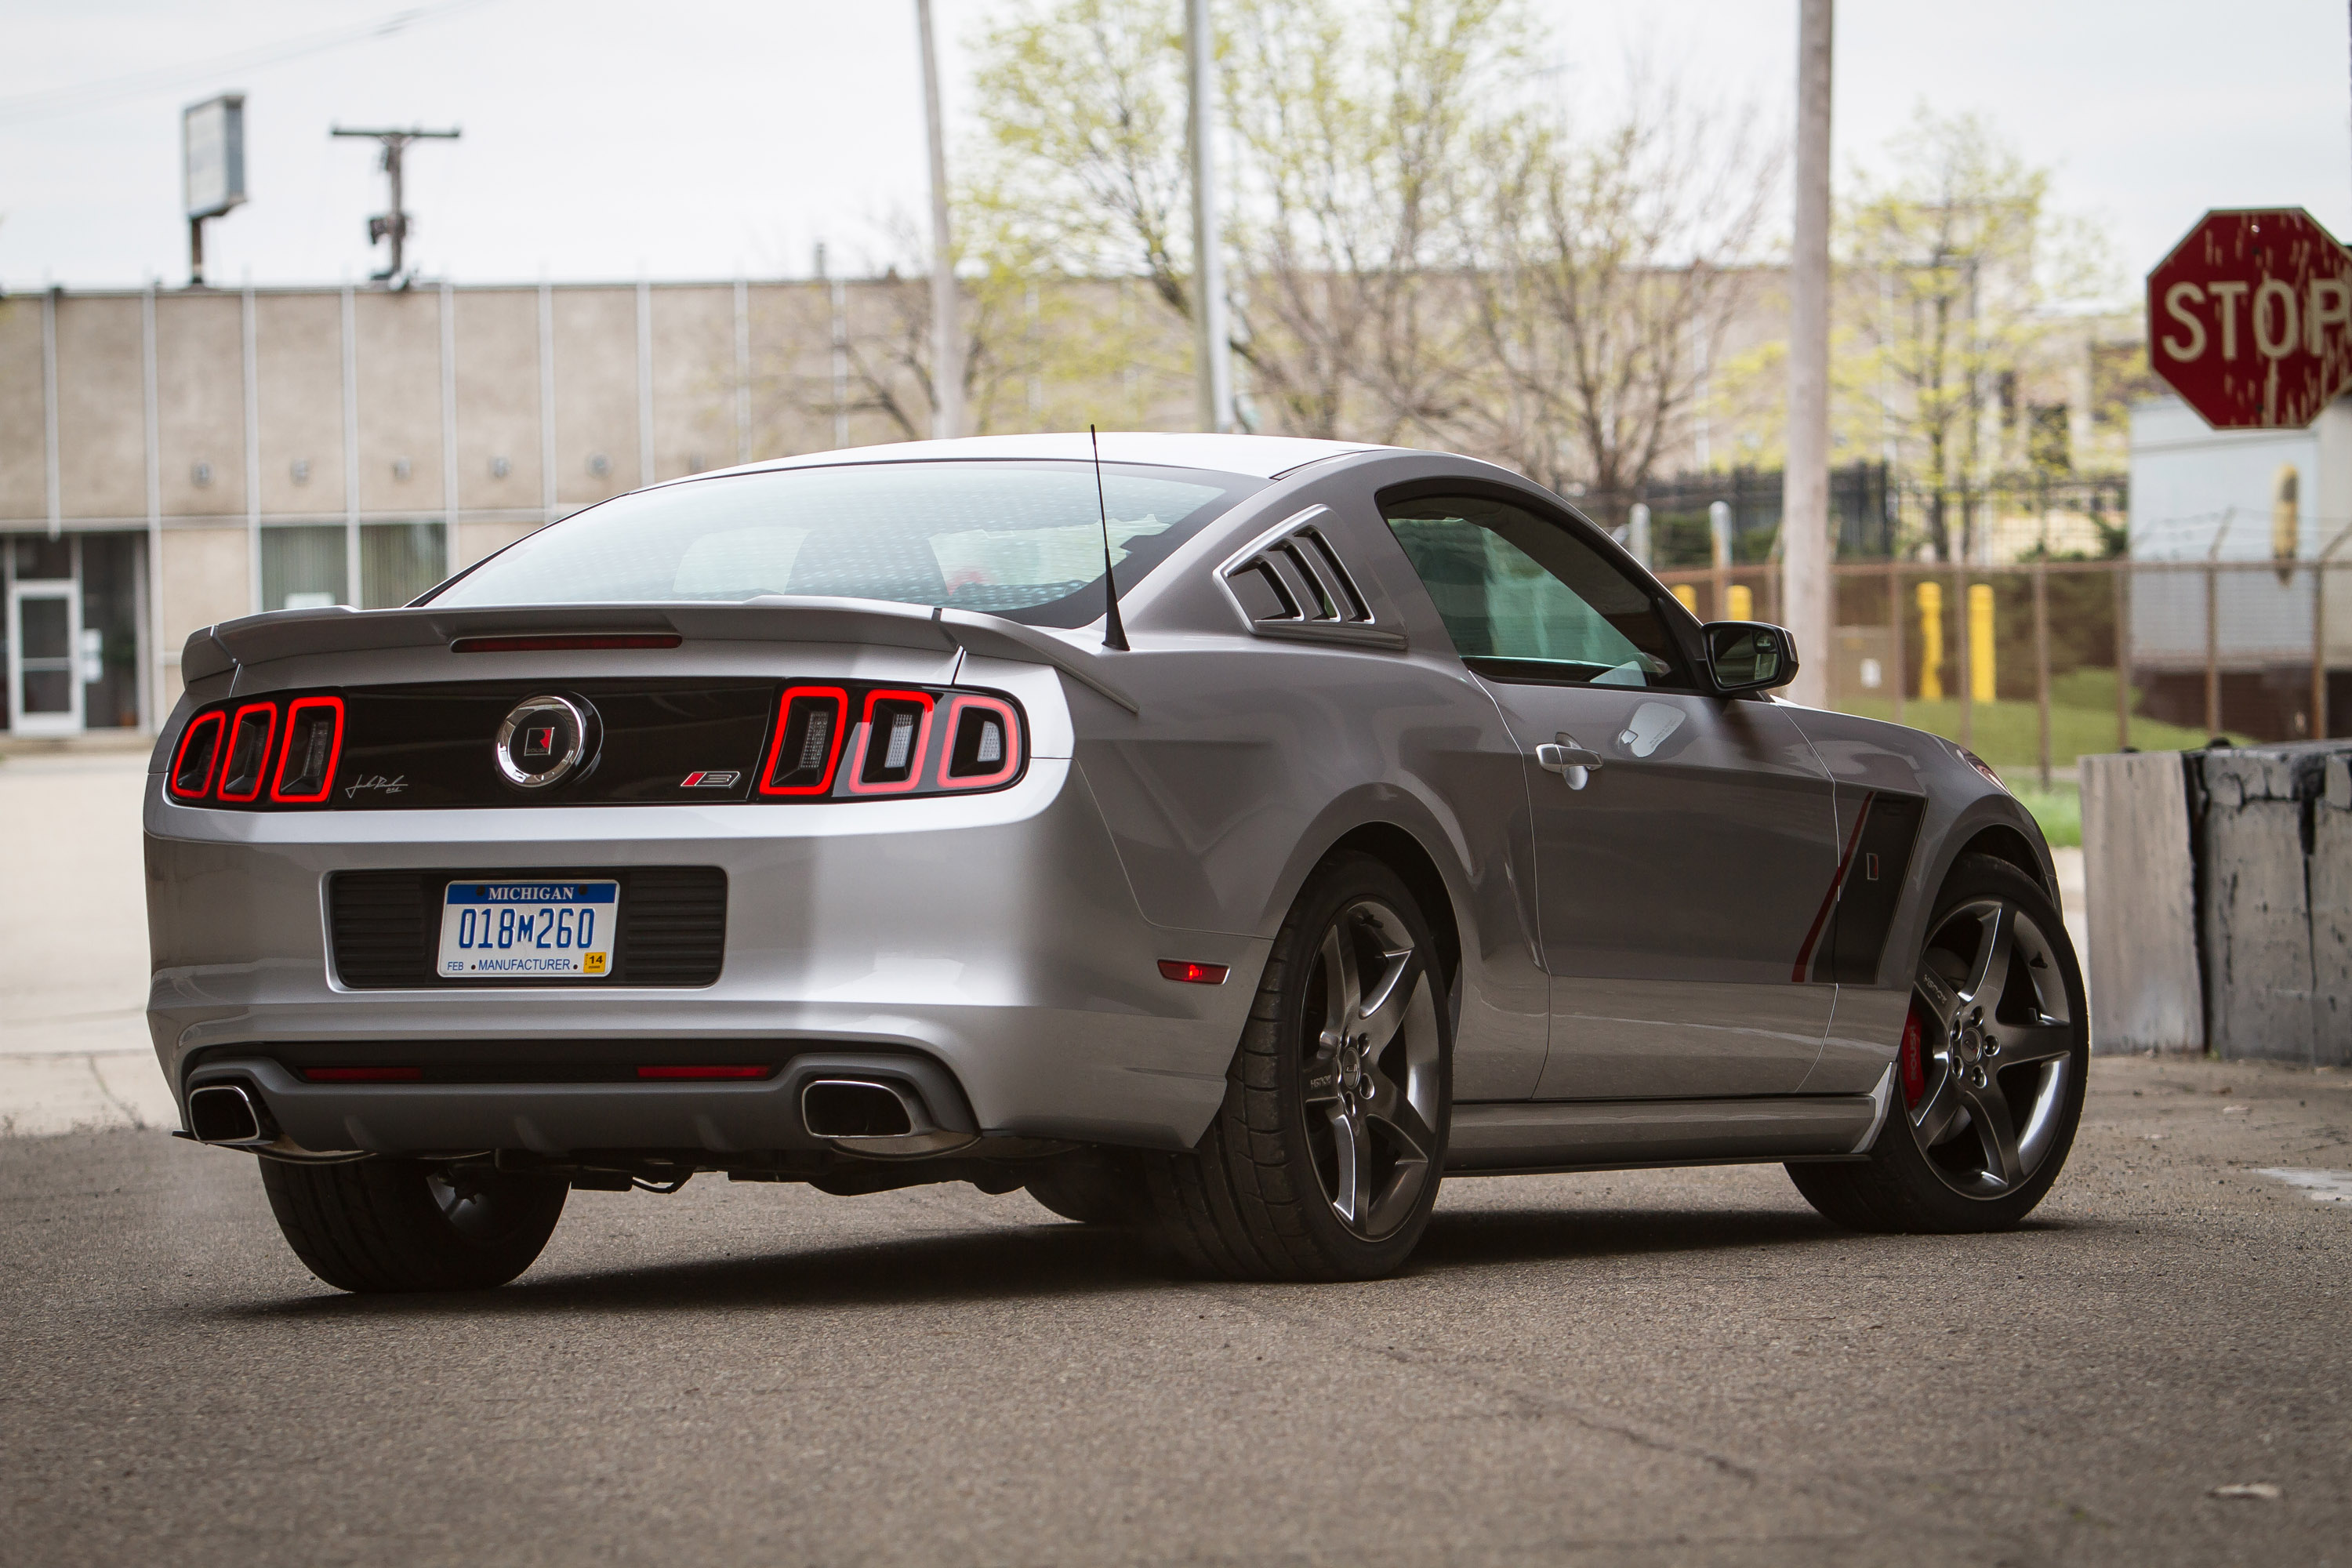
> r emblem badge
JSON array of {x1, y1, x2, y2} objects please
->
[{"x1": 495, "y1": 695, "x2": 591, "y2": 789}]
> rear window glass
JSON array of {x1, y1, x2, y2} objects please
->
[{"x1": 428, "y1": 460, "x2": 1259, "y2": 627}]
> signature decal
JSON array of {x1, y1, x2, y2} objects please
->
[{"x1": 343, "y1": 773, "x2": 408, "y2": 800}]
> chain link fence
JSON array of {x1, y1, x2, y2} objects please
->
[{"x1": 1652, "y1": 557, "x2": 2347, "y2": 787}]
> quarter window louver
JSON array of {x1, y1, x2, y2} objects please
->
[{"x1": 1217, "y1": 506, "x2": 1406, "y2": 650}]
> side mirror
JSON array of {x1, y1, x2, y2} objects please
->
[{"x1": 1703, "y1": 621, "x2": 1798, "y2": 695}]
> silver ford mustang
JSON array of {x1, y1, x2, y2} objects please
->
[{"x1": 144, "y1": 433, "x2": 2085, "y2": 1290}]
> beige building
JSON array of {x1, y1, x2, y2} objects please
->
[
  {"x1": 0, "y1": 267, "x2": 2140, "y2": 735},
  {"x1": 0, "y1": 276, "x2": 1098, "y2": 736}
]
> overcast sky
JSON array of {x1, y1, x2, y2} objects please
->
[{"x1": 4, "y1": 0, "x2": 2348, "y2": 297}]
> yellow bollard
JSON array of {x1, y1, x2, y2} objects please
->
[
  {"x1": 1969, "y1": 583, "x2": 1996, "y2": 703},
  {"x1": 1726, "y1": 583, "x2": 1754, "y2": 621},
  {"x1": 1916, "y1": 581, "x2": 1944, "y2": 700},
  {"x1": 1671, "y1": 583, "x2": 1698, "y2": 615}
]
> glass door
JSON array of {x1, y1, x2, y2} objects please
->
[{"x1": 9, "y1": 576, "x2": 84, "y2": 735}]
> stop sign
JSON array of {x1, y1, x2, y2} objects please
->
[{"x1": 2148, "y1": 209, "x2": 2352, "y2": 429}]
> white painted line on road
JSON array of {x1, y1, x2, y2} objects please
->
[{"x1": 2258, "y1": 1167, "x2": 2352, "y2": 1204}]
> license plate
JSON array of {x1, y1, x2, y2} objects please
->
[{"x1": 437, "y1": 880, "x2": 619, "y2": 979}]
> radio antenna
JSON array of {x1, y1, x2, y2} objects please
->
[{"x1": 1091, "y1": 424, "x2": 1129, "y2": 651}]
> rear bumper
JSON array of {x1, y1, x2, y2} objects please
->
[
  {"x1": 145, "y1": 759, "x2": 1268, "y2": 1154},
  {"x1": 187, "y1": 1050, "x2": 974, "y2": 1159}
]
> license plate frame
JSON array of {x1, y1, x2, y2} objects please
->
[{"x1": 436, "y1": 879, "x2": 619, "y2": 980}]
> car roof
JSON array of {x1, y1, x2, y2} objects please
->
[{"x1": 697, "y1": 431, "x2": 1394, "y2": 483}]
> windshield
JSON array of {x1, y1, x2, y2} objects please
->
[{"x1": 426, "y1": 459, "x2": 1261, "y2": 626}]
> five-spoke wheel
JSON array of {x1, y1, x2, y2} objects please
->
[
  {"x1": 1142, "y1": 853, "x2": 1452, "y2": 1279},
  {"x1": 1300, "y1": 897, "x2": 1444, "y2": 1241},
  {"x1": 1788, "y1": 852, "x2": 2087, "y2": 1233},
  {"x1": 1904, "y1": 894, "x2": 2078, "y2": 1196}
]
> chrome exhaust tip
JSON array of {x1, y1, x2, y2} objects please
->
[
  {"x1": 800, "y1": 1078, "x2": 976, "y2": 1158},
  {"x1": 186, "y1": 1083, "x2": 270, "y2": 1146}
]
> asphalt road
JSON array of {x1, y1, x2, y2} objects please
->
[{"x1": 2, "y1": 1052, "x2": 2346, "y2": 1568}]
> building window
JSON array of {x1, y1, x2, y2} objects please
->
[
  {"x1": 260, "y1": 522, "x2": 448, "y2": 612},
  {"x1": 262, "y1": 525, "x2": 347, "y2": 612},
  {"x1": 361, "y1": 521, "x2": 446, "y2": 608}
]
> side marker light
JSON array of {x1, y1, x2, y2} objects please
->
[
  {"x1": 1158, "y1": 960, "x2": 1230, "y2": 985},
  {"x1": 1899, "y1": 1007, "x2": 1926, "y2": 1107}
]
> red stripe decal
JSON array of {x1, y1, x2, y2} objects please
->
[{"x1": 1791, "y1": 793, "x2": 1873, "y2": 982}]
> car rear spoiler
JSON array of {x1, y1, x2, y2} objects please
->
[{"x1": 180, "y1": 597, "x2": 1138, "y2": 713}]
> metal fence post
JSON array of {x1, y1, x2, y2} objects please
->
[
  {"x1": 1955, "y1": 561, "x2": 1973, "y2": 750},
  {"x1": 1887, "y1": 561, "x2": 1905, "y2": 726},
  {"x1": 2114, "y1": 563, "x2": 2131, "y2": 751},
  {"x1": 2314, "y1": 558, "x2": 2328, "y2": 739},
  {"x1": 2034, "y1": 564, "x2": 2052, "y2": 789},
  {"x1": 2205, "y1": 560, "x2": 2222, "y2": 737}
]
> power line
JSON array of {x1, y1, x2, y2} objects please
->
[{"x1": 0, "y1": 0, "x2": 498, "y2": 127}]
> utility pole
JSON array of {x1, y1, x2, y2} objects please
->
[
  {"x1": 1780, "y1": 0, "x2": 1833, "y2": 709},
  {"x1": 330, "y1": 125, "x2": 459, "y2": 287},
  {"x1": 1186, "y1": 0, "x2": 1234, "y2": 434},
  {"x1": 916, "y1": 0, "x2": 964, "y2": 440}
]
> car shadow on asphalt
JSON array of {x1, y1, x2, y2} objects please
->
[{"x1": 203, "y1": 1200, "x2": 2081, "y2": 1320}]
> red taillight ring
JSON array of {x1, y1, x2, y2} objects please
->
[
  {"x1": 758, "y1": 685, "x2": 850, "y2": 796},
  {"x1": 844, "y1": 689, "x2": 936, "y2": 796},
  {"x1": 935, "y1": 694, "x2": 1022, "y2": 790},
  {"x1": 269, "y1": 694, "x2": 347, "y2": 804},
  {"x1": 167, "y1": 710, "x2": 227, "y2": 800},
  {"x1": 216, "y1": 702, "x2": 280, "y2": 803}
]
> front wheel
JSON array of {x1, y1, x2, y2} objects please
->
[
  {"x1": 259, "y1": 1156, "x2": 568, "y2": 1292},
  {"x1": 1788, "y1": 852, "x2": 2087, "y2": 1233},
  {"x1": 1144, "y1": 853, "x2": 1451, "y2": 1280}
]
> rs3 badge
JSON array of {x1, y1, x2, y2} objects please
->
[{"x1": 679, "y1": 771, "x2": 741, "y2": 789}]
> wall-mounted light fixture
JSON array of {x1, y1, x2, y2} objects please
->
[
  {"x1": 392, "y1": 456, "x2": 412, "y2": 481},
  {"x1": 291, "y1": 459, "x2": 310, "y2": 484},
  {"x1": 489, "y1": 456, "x2": 510, "y2": 479},
  {"x1": 192, "y1": 461, "x2": 212, "y2": 487}
]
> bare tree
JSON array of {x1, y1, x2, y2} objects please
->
[
  {"x1": 1220, "y1": 0, "x2": 1519, "y2": 439},
  {"x1": 1454, "y1": 75, "x2": 1780, "y2": 513}
]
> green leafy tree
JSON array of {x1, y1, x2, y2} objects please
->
[{"x1": 1839, "y1": 107, "x2": 2114, "y2": 560}]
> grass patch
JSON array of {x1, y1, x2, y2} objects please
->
[
  {"x1": 1831, "y1": 667, "x2": 2245, "y2": 771},
  {"x1": 2004, "y1": 782, "x2": 2080, "y2": 848}
]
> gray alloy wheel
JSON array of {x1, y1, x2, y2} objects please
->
[
  {"x1": 1299, "y1": 898, "x2": 1444, "y2": 1240},
  {"x1": 1787, "y1": 853, "x2": 2086, "y2": 1234},
  {"x1": 1143, "y1": 853, "x2": 1452, "y2": 1280},
  {"x1": 1906, "y1": 895, "x2": 2077, "y2": 1197}
]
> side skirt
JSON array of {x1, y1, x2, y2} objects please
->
[{"x1": 1444, "y1": 1094, "x2": 1878, "y2": 1174}]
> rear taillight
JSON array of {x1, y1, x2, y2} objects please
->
[
  {"x1": 216, "y1": 703, "x2": 278, "y2": 802},
  {"x1": 848, "y1": 690, "x2": 935, "y2": 795},
  {"x1": 168, "y1": 710, "x2": 226, "y2": 800},
  {"x1": 270, "y1": 695, "x2": 346, "y2": 803},
  {"x1": 937, "y1": 695, "x2": 1020, "y2": 790},
  {"x1": 759, "y1": 686, "x2": 848, "y2": 795},
  {"x1": 166, "y1": 691, "x2": 343, "y2": 810}
]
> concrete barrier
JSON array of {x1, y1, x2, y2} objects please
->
[
  {"x1": 2082, "y1": 743, "x2": 2352, "y2": 1065},
  {"x1": 2081, "y1": 751, "x2": 2203, "y2": 1054}
]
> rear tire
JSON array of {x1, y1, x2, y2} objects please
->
[
  {"x1": 1142, "y1": 853, "x2": 1451, "y2": 1281},
  {"x1": 1788, "y1": 853, "x2": 2086, "y2": 1234},
  {"x1": 259, "y1": 1157, "x2": 568, "y2": 1292}
]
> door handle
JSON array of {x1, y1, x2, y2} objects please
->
[{"x1": 1536, "y1": 735, "x2": 1603, "y2": 791}]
